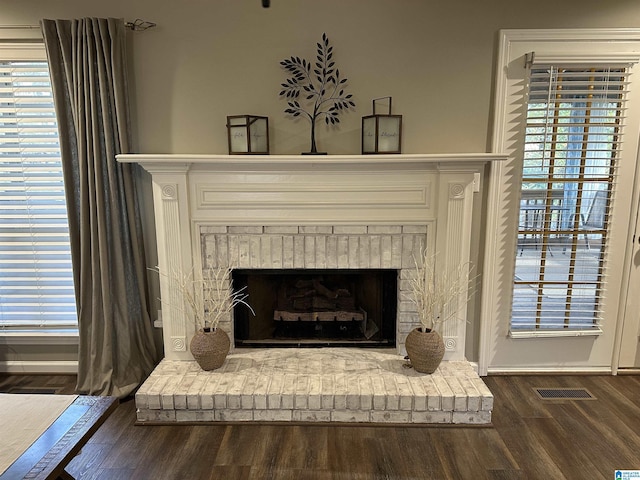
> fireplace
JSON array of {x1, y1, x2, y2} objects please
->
[
  {"x1": 117, "y1": 153, "x2": 505, "y2": 362},
  {"x1": 232, "y1": 268, "x2": 397, "y2": 347}
]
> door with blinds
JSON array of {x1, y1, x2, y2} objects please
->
[{"x1": 484, "y1": 30, "x2": 640, "y2": 372}]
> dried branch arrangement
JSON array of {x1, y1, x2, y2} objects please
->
[
  {"x1": 405, "y1": 249, "x2": 477, "y2": 332},
  {"x1": 152, "y1": 265, "x2": 254, "y2": 331}
]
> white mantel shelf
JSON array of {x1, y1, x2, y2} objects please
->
[{"x1": 117, "y1": 153, "x2": 506, "y2": 169}]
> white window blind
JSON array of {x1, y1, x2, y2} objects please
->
[
  {"x1": 0, "y1": 58, "x2": 78, "y2": 329},
  {"x1": 512, "y1": 62, "x2": 629, "y2": 332}
]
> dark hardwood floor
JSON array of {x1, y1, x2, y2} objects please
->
[{"x1": 1, "y1": 373, "x2": 639, "y2": 479}]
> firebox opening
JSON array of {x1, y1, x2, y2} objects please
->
[{"x1": 232, "y1": 269, "x2": 397, "y2": 347}]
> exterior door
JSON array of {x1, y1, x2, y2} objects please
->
[{"x1": 480, "y1": 30, "x2": 640, "y2": 374}]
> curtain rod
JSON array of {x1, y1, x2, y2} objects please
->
[{"x1": 0, "y1": 19, "x2": 157, "y2": 32}]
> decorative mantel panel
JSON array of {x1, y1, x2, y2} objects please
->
[{"x1": 117, "y1": 154, "x2": 506, "y2": 362}]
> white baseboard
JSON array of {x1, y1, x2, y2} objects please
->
[
  {"x1": 0, "y1": 360, "x2": 78, "y2": 374},
  {"x1": 487, "y1": 366, "x2": 612, "y2": 375}
]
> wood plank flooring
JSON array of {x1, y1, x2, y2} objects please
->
[{"x1": 1, "y1": 373, "x2": 639, "y2": 479}]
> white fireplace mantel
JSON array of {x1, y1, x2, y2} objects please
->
[{"x1": 117, "y1": 153, "x2": 506, "y2": 361}]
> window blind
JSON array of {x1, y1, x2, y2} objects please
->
[
  {"x1": 0, "y1": 60, "x2": 78, "y2": 328},
  {"x1": 511, "y1": 63, "x2": 629, "y2": 332}
]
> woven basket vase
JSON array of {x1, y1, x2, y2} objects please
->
[
  {"x1": 189, "y1": 328, "x2": 230, "y2": 371},
  {"x1": 405, "y1": 327, "x2": 445, "y2": 374}
]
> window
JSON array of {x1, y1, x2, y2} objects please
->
[
  {"x1": 512, "y1": 62, "x2": 628, "y2": 332},
  {"x1": 0, "y1": 45, "x2": 78, "y2": 330}
]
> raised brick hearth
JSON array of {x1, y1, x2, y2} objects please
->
[{"x1": 136, "y1": 348, "x2": 493, "y2": 425}]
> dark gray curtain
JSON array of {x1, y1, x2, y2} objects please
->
[{"x1": 41, "y1": 18, "x2": 158, "y2": 398}]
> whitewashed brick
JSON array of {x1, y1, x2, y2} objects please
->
[
  {"x1": 260, "y1": 235, "x2": 271, "y2": 268},
  {"x1": 333, "y1": 225, "x2": 367, "y2": 234},
  {"x1": 422, "y1": 376, "x2": 441, "y2": 411},
  {"x1": 294, "y1": 376, "x2": 310, "y2": 409},
  {"x1": 331, "y1": 410, "x2": 371, "y2": 422},
  {"x1": 249, "y1": 236, "x2": 261, "y2": 268},
  {"x1": 382, "y1": 375, "x2": 399, "y2": 410},
  {"x1": 411, "y1": 411, "x2": 452, "y2": 424},
  {"x1": 269, "y1": 236, "x2": 282, "y2": 268},
  {"x1": 241, "y1": 375, "x2": 260, "y2": 409},
  {"x1": 215, "y1": 409, "x2": 254, "y2": 421},
  {"x1": 216, "y1": 234, "x2": 229, "y2": 267},
  {"x1": 226, "y1": 375, "x2": 247, "y2": 409},
  {"x1": 186, "y1": 376, "x2": 207, "y2": 410},
  {"x1": 345, "y1": 235, "x2": 357, "y2": 267},
  {"x1": 282, "y1": 235, "x2": 294, "y2": 268},
  {"x1": 281, "y1": 374, "x2": 296, "y2": 409},
  {"x1": 264, "y1": 226, "x2": 299, "y2": 234},
  {"x1": 346, "y1": 377, "x2": 360, "y2": 410},
  {"x1": 238, "y1": 236, "x2": 251, "y2": 268},
  {"x1": 391, "y1": 235, "x2": 403, "y2": 267},
  {"x1": 337, "y1": 236, "x2": 349, "y2": 268},
  {"x1": 333, "y1": 374, "x2": 347, "y2": 410},
  {"x1": 135, "y1": 392, "x2": 149, "y2": 410},
  {"x1": 293, "y1": 235, "x2": 305, "y2": 268},
  {"x1": 407, "y1": 378, "x2": 427, "y2": 411},
  {"x1": 146, "y1": 375, "x2": 169, "y2": 410},
  {"x1": 137, "y1": 409, "x2": 176, "y2": 423},
  {"x1": 304, "y1": 236, "x2": 315, "y2": 267},
  {"x1": 315, "y1": 236, "x2": 327, "y2": 269},
  {"x1": 370, "y1": 375, "x2": 387, "y2": 410},
  {"x1": 470, "y1": 377, "x2": 494, "y2": 412},
  {"x1": 299, "y1": 226, "x2": 332, "y2": 234},
  {"x1": 229, "y1": 226, "x2": 263, "y2": 234},
  {"x1": 369, "y1": 235, "x2": 381, "y2": 268},
  {"x1": 358, "y1": 376, "x2": 373, "y2": 410},
  {"x1": 445, "y1": 376, "x2": 468, "y2": 412},
  {"x1": 452, "y1": 411, "x2": 491, "y2": 424},
  {"x1": 200, "y1": 225, "x2": 228, "y2": 234},
  {"x1": 433, "y1": 376, "x2": 454, "y2": 411},
  {"x1": 394, "y1": 376, "x2": 414, "y2": 411},
  {"x1": 227, "y1": 235, "x2": 239, "y2": 266},
  {"x1": 402, "y1": 225, "x2": 428, "y2": 234},
  {"x1": 176, "y1": 410, "x2": 216, "y2": 422},
  {"x1": 371, "y1": 411, "x2": 411, "y2": 423},
  {"x1": 368, "y1": 225, "x2": 402, "y2": 234},
  {"x1": 173, "y1": 375, "x2": 195, "y2": 409},
  {"x1": 267, "y1": 373, "x2": 284, "y2": 409},
  {"x1": 308, "y1": 377, "x2": 322, "y2": 410},
  {"x1": 293, "y1": 410, "x2": 331, "y2": 422},
  {"x1": 325, "y1": 236, "x2": 338, "y2": 268},
  {"x1": 359, "y1": 236, "x2": 370, "y2": 269},
  {"x1": 458, "y1": 377, "x2": 481, "y2": 412},
  {"x1": 136, "y1": 353, "x2": 493, "y2": 426},
  {"x1": 321, "y1": 375, "x2": 334, "y2": 409},
  {"x1": 381, "y1": 236, "x2": 392, "y2": 267},
  {"x1": 254, "y1": 410, "x2": 293, "y2": 422}
]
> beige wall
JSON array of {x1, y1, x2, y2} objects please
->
[
  {"x1": 3, "y1": 0, "x2": 640, "y2": 155},
  {"x1": 3, "y1": 0, "x2": 640, "y2": 367}
]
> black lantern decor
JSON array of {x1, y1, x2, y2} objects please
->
[
  {"x1": 361, "y1": 97, "x2": 402, "y2": 154},
  {"x1": 226, "y1": 115, "x2": 270, "y2": 154}
]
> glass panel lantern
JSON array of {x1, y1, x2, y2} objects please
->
[
  {"x1": 361, "y1": 97, "x2": 402, "y2": 154},
  {"x1": 226, "y1": 115, "x2": 269, "y2": 154}
]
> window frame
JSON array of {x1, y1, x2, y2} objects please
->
[{"x1": 0, "y1": 39, "x2": 78, "y2": 339}]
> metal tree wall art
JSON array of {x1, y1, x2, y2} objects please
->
[{"x1": 279, "y1": 33, "x2": 355, "y2": 154}]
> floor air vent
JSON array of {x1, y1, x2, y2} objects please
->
[{"x1": 534, "y1": 387, "x2": 596, "y2": 400}]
